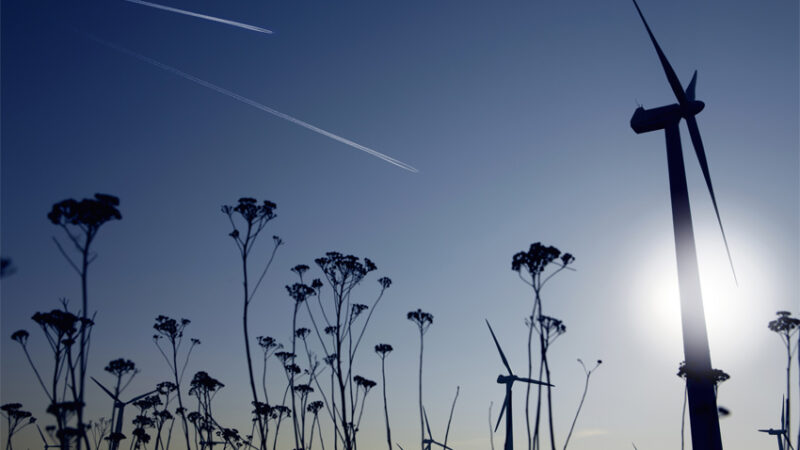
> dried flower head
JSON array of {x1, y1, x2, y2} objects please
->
[
  {"x1": 374, "y1": 343, "x2": 393, "y2": 357},
  {"x1": 407, "y1": 309, "x2": 433, "y2": 332},
  {"x1": 286, "y1": 283, "x2": 315, "y2": 304},
  {"x1": 511, "y1": 242, "x2": 563, "y2": 276},
  {"x1": 105, "y1": 358, "x2": 136, "y2": 377},
  {"x1": 48, "y1": 194, "x2": 121, "y2": 230}
]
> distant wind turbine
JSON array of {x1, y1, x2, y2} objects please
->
[
  {"x1": 485, "y1": 320, "x2": 553, "y2": 450},
  {"x1": 758, "y1": 400, "x2": 789, "y2": 450},
  {"x1": 92, "y1": 377, "x2": 157, "y2": 450},
  {"x1": 80, "y1": 32, "x2": 419, "y2": 173},
  {"x1": 123, "y1": 0, "x2": 273, "y2": 34},
  {"x1": 423, "y1": 409, "x2": 454, "y2": 450},
  {"x1": 629, "y1": 1, "x2": 736, "y2": 449}
]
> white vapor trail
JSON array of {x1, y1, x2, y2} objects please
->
[
  {"x1": 86, "y1": 34, "x2": 418, "y2": 173},
  {"x1": 123, "y1": 0, "x2": 274, "y2": 35}
]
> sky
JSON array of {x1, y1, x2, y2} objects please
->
[{"x1": 1, "y1": 0, "x2": 798, "y2": 449}]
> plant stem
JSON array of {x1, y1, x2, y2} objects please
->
[{"x1": 381, "y1": 357, "x2": 392, "y2": 450}]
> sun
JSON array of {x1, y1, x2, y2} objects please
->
[{"x1": 629, "y1": 219, "x2": 770, "y2": 366}]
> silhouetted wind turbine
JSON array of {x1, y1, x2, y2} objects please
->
[
  {"x1": 485, "y1": 320, "x2": 552, "y2": 450},
  {"x1": 91, "y1": 377, "x2": 156, "y2": 450},
  {"x1": 629, "y1": 1, "x2": 738, "y2": 449},
  {"x1": 423, "y1": 409, "x2": 454, "y2": 450},
  {"x1": 759, "y1": 400, "x2": 789, "y2": 450}
]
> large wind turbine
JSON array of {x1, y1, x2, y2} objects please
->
[
  {"x1": 485, "y1": 320, "x2": 552, "y2": 450},
  {"x1": 629, "y1": 1, "x2": 736, "y2": 449}
]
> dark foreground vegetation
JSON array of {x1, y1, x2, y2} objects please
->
[{"x1": 1, "y1": 194, "x2": 796, "y2": 450}]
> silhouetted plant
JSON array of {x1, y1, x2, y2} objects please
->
[
  {"x1": 130, "y1": 395, "x2": 161, "y2": 450},
  {"x1": 407, "y1": 309, "x2": 433, "y2": 450},
  {"x1": 267, "y1": 406, "x2": 291, "y2": 450},
  {"x1": 442, "y1": 386, "x2": 459, "y2": 450},
  {"x1": 769, "y1": 310, "x2": 800, "y2": 450},
  {"x1": 153, "y1": 316, "x2": 199, "y2": 450},
  {"x1": 94, "y1": 358, "x2": 139, "y2": 449},
  {"x1": 511, "y1": 243, "x2": 574, "y2": 450},
  {"x1": 286, "y1": 277, "x2": 316, "y2": 450},
  {"x1": 374, "y1": 344, "x2": 394, "y2": 450},
  {"x1": 153, "y1": 382, "x2": 178, "y2": 450},
  {"x1": 11, "y1": 300, "x2": 93, "y2": 450},
  {"x1": 256, "y1": 336, "x2": 282, "y2": 406},
  {"x1": 222, "y1": 197, "x2": 281, "y2": 450},
  {"x1": 562, "y1": 359, "x2": 601, "y2": 450},
  {"x1": 87, "y1": 418, "x2": 111, "y2": 450},
  {"x1": 297, "y1": 252, "x2": 390, "y2": 450},
  {"x1": 2, "y1": 403, "x2": 36, "y2": 450},
  {"x1": 307, "y1": 401, "x2": 325, "y2": 450},
  {"x1": 48, "y1": 193, "x2": 121, "y2": 450},
  {"x1": 188, "y1": 372, "x2": 227, "y2": 450}
]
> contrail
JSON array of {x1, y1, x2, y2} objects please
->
[
  {"x1": 123, "y1": 0, "x2": 274, "y2": 35},
  {"x1": 85, "y1": 33, "x2": 418, "y2": 173}
]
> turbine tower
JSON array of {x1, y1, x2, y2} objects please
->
[
  {"x1": 629, "y1": 1, "x2": 736, "y2": 449},
  {"x1": 485, "y1": 320, "x2": 552, "y2": 450}
]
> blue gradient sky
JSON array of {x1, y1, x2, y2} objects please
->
[{"x1": 2, "y1": 0, "x2": 798, "y2": 449}]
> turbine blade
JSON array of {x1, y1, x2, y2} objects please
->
[
  {"x1": 686, "y1": 71, "x2": 697, "y2": 101},
  {"x1": 515, "y1": 376, "x2": 554, "y2": 387},
  {"x1": 494, "y1": 394, "x2": 508, "y2": 432},
  {"x1": 485, "y1": 320, "x2": 513, "y2": 375},
  {"x1": 781, "y1": 398, "x2": 785, "y2": 430},
  {"x1": 424, "y1": 407, "x2": 433, "y2": 439},
  {"x1": 685, "y1": 115, "x2": 738, "y2": 284},
  {"x1": 91, "y1": 376, "x2": 118, "y2": 400},
  {"x1": 126, "y1": 389, "x2": 158, "y2": 405},
  {"x1": 631, "y1": 0, "x2": 689, "y2": 107}
]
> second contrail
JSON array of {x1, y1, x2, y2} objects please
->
[
  {"x1": 85, "y1": 34, "x2": 418, "y2": 173},
  {"x1": 123, "y1": 0, "x2": 273, "y2": 35}
]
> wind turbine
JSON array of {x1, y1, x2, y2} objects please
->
[
  {"x1": 629, "y1": 1, "x2": 736, "y2": 449},
  {"x1": 485, "y1": 320, "x2": 553, "y2": 450},
  {"x1": 422, "y1": 409, "x2": 454, "y2": 450},
  {"x1": 758, "y1": 400, "x2": 789, "y2": 450},
  {"x1": 91, "y1": 377, "x2": 156, "y2": 450}
]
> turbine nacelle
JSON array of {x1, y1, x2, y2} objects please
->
[
  {"x1": 630, "y1": 99, "x2": 705, "y2": 134},
  {"x1": 496, "y1": 374, "x2": 553, "y2": 387}
]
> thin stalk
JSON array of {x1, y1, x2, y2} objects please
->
[
  {"x1": 381, "y1": 357, "x2": 392, "y2": 450},
  {"x1": 417, "y1": 330, "x2": 424, "y2": 450},
  {"x1": 443, "y1": 386, "x2": 459, "y2": 449}
]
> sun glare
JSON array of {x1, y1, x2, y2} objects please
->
[{"x1": 630, "y1": 218, "x2": 771, "y2": 366}]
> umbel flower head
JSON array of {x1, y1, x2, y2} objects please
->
[
  {"x1": 105, "y1": 358, "x2": 136, "y2": 377},
  {"x1": 768, "y1": 310, "x2": 800, "y2": 334},
  {"x1": 153, "y1": 316, "x2": 190, "y2": 340},
  {"x1": 48, "y1": 193, "x2": 121, "y2": 230},
  {"x1": 307, "y1": 401, "x2": 324, "y2": 415},
  {"x1": 189, "y1": 371, "x2": 224, "y2": 395},
  {"x1": 314, "y1": 252, "x2": 377, "y2": 287},
  {"x1": 221, "y1": 198, "x2": 276, "y2": 224},
  {"x1": 374, "y1": 343, "x2": 393, "y2": 357},
  {"x1": 354, "y1": 375, "x2": 376, "y2": 391},
  {"x1": 407, "y1": 309, "x2": 433, "y2": 330},
  {"x1": 511, "y1": 242, "x2": 573, "y2": 276},
  {"x1": 286, "y1": 283, "x2": 315, "y2": 304}
]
